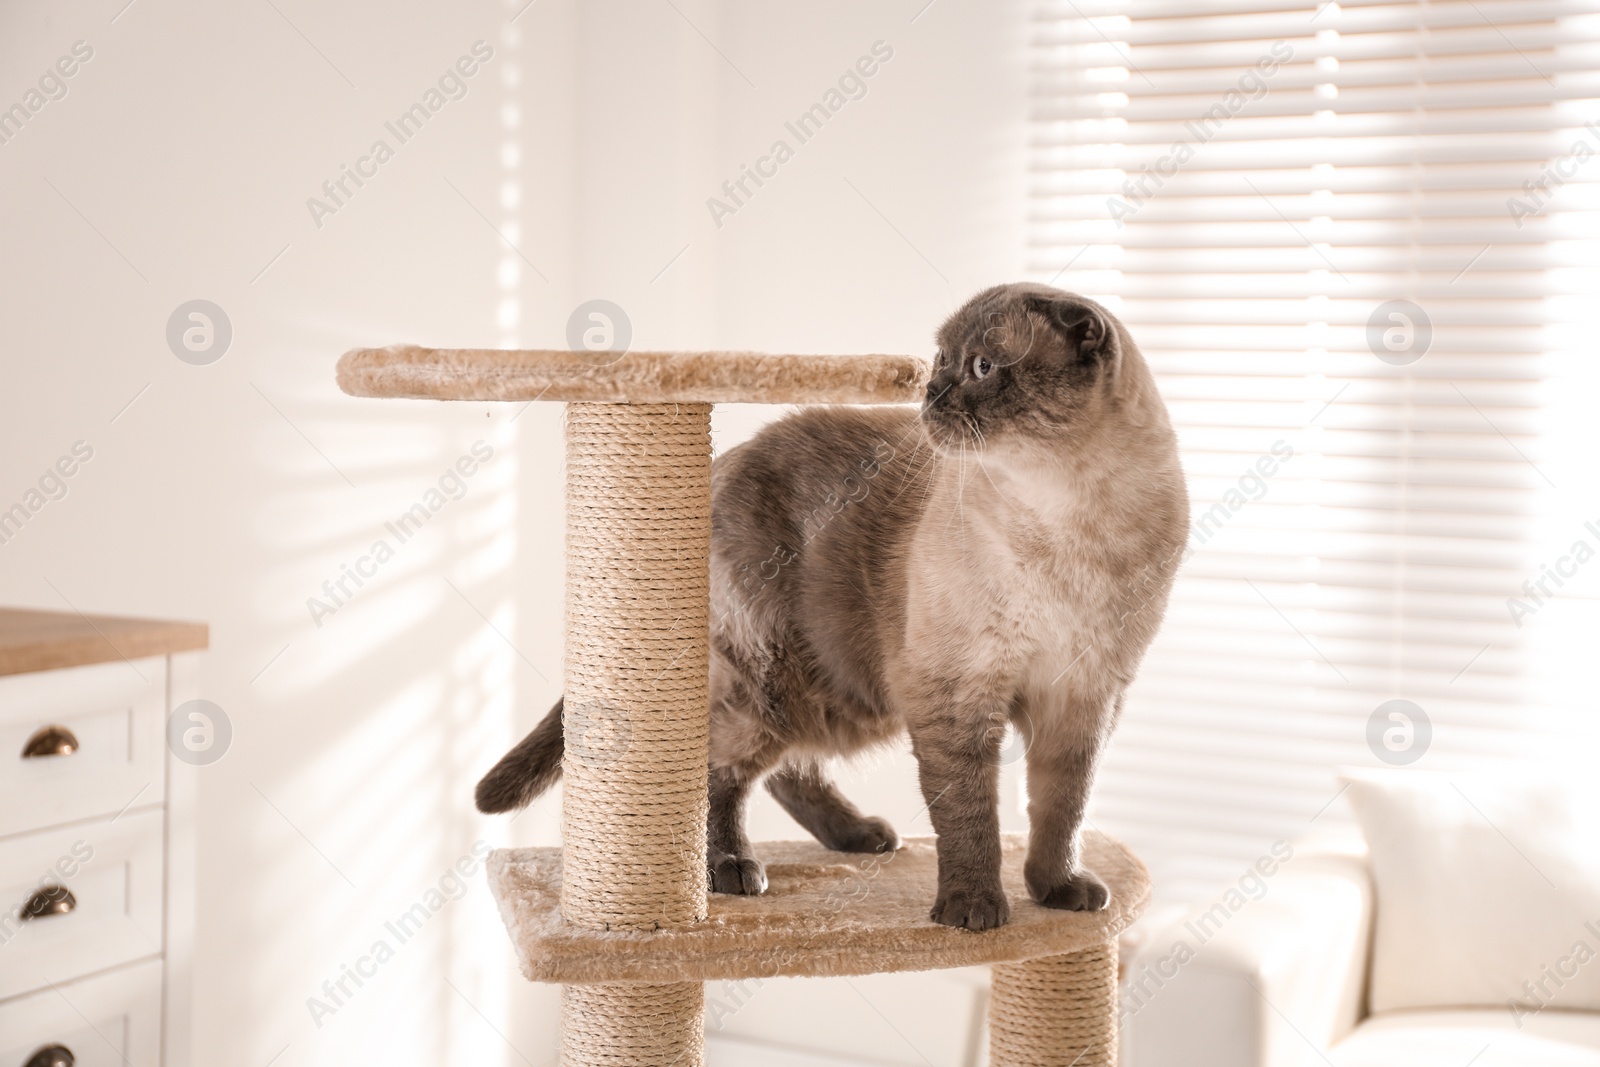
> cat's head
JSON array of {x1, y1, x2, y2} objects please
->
[{"x1": 922, "y1": 283, "x2": 1136, "y2": 454}]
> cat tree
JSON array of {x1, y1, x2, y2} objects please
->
[{"x1": 338, "y1": 345, "x2": 1150, "y2": 1067}]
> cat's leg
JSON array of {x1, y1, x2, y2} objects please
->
[
  {"x1": 1018, "y1": 692, "x2": 1118, "y2": 912},
  {"x1": 905, "y1": 696, "x2": 1010, "y2": 930},
  {"x1": 705, "y1": 639, "x2": 790, "y2": 895},
  {"x1": 765, "y1": 763, "x2": 900, "y2": 854},
  {"x1": 707, "y1": 763, "x2": 769, "y2": 894}
]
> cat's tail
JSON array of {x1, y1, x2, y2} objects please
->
[{"x1": 475, "y1": 696, "x2": 565, "y2": 814}]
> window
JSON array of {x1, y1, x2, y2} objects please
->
[{"x1": 1031, "y1": 0, "x2": 1600, "y2": 904}]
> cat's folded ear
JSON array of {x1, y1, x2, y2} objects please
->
[
  {"x1": 1025, "y1": 294, "x2": 1117, "y2": 362},
  {"x1": 1025, "y1": 293, "x2": 1124, "y2": 391}
]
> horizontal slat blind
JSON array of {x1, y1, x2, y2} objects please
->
[{"x1": 1031, "y1": 0, "x2": 1600, "y2": 904}]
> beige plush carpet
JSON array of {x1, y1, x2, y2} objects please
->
[
  {"x1": 337, "y1": 346, "x2": 929, "y2": 405},
  {"x1": 488, "y1": 832, "x2": 1150, "y2": 984}
]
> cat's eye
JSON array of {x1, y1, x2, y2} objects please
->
[{"x1": 971, "y1": 354, "x2": 994, "y2": 380}]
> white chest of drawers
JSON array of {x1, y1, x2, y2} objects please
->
[{"x1": 0, "y1": 609, "x2": 207, "y2": 1067}]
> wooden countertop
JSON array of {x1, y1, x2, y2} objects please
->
[{"x1": 0, "y1": 608, "x2": 209, "y2": 677}]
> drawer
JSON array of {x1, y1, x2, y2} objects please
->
[
  {"x1": 0, "y1": 958, "x2": 162, "y2": 1067},
  {"x1": 0, "y1": 659, "x2": 167, "y2": 838},
  {"x1": 0, "y1": 809, "x2": 165, "y2": 1001}
]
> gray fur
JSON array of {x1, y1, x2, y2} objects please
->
[{"x1": 476, "y1": 283, "x2": 1188, "y2": 930}]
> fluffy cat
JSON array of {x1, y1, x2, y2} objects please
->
[{"x1": 477, "y1": 282, "x2": 1188, "y2": 930}]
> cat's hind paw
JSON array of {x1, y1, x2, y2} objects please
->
[
  {"x1": 826, "y1": 815, "x2": 901, "y2": 855},
  {"x1": 708, "y1": 852, "x2": 768, "y2": 895}
]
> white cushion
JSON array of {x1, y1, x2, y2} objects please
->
[
  {"x1": 1341, "y1": 768, "x2": 1600, "y2": 1016},
  {"x1": 1330, "y1": 1009, "x2": 1600, "y2": 1067}
]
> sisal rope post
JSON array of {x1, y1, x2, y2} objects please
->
[
  {"x1": 988, "y1": 942, "x2": 1119, "y2": 1067},
  {"x1": 560, "y1": 402, "x2": 712, "y2": 1067},
  {"x1": 343, "y1": 346, "x2": 1139, "y2": 1066}
]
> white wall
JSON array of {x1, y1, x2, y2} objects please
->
[{"x1": 0, "y1": 1, "x2": 1026, "y2": 1063}]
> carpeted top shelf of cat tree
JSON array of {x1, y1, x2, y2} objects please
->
[
  {"x1": 487, "y1": 832, "x2": 1149, "y2": 985},
  {"x1": 337, "y1": 346, "x2": 930, "y2": 404}
]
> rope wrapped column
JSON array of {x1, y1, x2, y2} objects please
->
[
  {"x1": 560, "y1": 402, "x2": 713, "y2": 1067},
  {"x1": 338, "y1": 346, "x2": 1143, "y2": 1067},
  {"x1": 989, "y1": 941, "x2": 1119, "y2": 1067}
]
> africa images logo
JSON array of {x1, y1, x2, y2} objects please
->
[{"x1": 305, "y1": 42, "x2": 495, "y2": 230}]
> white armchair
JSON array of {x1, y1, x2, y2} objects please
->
[
  {"x1": 1121, "y1": 839, "x2": 1371, "y2": 1067},
  {"x1": 1121, "y1": 835, "x2": 1600, "y2": 1067}
]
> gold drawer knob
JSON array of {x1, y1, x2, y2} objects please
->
[
  {"x1": 24, "y1": 1046, "x2": 74, "y2": 1067},
  {"x1": 21, "y1": 885, "x2": 76, "y2": 920},
  {"x1": 21, "y1": 726, "x2": 79, "y2": 759}
]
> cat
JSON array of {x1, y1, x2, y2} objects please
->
[{"x1": 476, "y1": 282, "x2": 1189, "y2": 930}]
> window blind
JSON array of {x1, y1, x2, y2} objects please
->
[{"x1": 1030, "y1": 0, "x2": 1600, "y2": 904}]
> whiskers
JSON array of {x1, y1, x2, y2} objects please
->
[
  {"x1": 944, "y1": 436, "x2": 970, "y2": 534},
  {"x1": 960, "y1": 411, "x2": 986, "y2": 451},
  {"x1": 933, "y1": 410, "x2": 1029, "y2": 512},
  {"x1": 924, "y1": 409, "x2": 988, "y2": 533}
]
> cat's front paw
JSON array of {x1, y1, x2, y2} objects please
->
[
  {"x1": 708, "y1": 851, "x2": 768, "y2": 895},
  {"x1": 929, "y1": 882, "x2": 1010, "y2": 931},
  {"x1": 1031, "y1": 869, "x2": 1111, "y2": 912}
]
